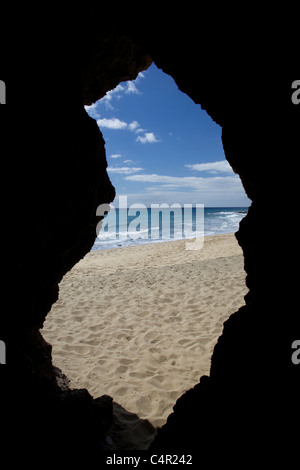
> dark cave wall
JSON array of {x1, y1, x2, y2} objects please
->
[
  {"x1": 2, "y1": 15, "x2": 152, "y2": 451},
  {"x1": 1, "y1": 6, "x2": 299, "y2": 460},
  {"x1": 140, "y1": 28, "x2": 300, "y2": 455}
]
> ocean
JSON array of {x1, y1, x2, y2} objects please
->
[{"x1": 91, "y1": 206, "x2": 248, "y2": 251}]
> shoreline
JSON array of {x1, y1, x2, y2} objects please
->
[
  {"x1": 42, "y1": 233, "x2": 248, "y2": 448},
  {"x1": 92, "y1": 230, "x2": 239, "y2": 252}
]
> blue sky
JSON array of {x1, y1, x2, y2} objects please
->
[{"x1": 85, "y1": 64, "x2": 250, "y2": 208}]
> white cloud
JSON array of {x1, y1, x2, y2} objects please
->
[
  {"x1": 128, "y1": 120, "x2": 140, "y2": 131},
  {"x1": 101, "y1": 83, "x2": 125, "y2": 110},
  {"x1": 135, "y1": 127, "x2": 146, "y2": 134},
  {"x1": 185, "y1": 160, "x2": 232, "y2": 174},
  {"x1": 88, "y1": 70, "x2": 159, "y2": 143},
  {"x1": 96, "y1": 118, "x2": 152, "y2": 137},
  {"x1": 110, "y1": 154, "x2": 123, "y2": 159},
  {"x1": 98, "y1": 71, "x2": 145, "y2": 109},
  {"x1": 125, "y1": 81, "x2": 140, "y2": 94},
  {"x1": 126, "y1": 173, "x2": 197, "y2": 186},
  {"x1": 125, "y1": 173, "x2": 243, "y2": 192},
  {"x1": 117, "y1": 190, "x2": 250, "y2": 208},
  {"x1": 123, "y1": 173, "x2": 250, "y2": 206},
  {"x1": 128, "y1": 120, "x2": 147, "y2": 134},
  {"x1": 97, "y1": 118, "x2": 127, "y2": 130},
  {"x1": 84, "y1": 102, "x2": 100, "y2": 119},
  {"x1": 136, "y1": 132, "x2": 160, "y2": 144},
  {"x1": 108, "y1": 167, "x2": 143, "y2": 175}
]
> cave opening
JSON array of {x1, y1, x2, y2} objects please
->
[
  {"x1": 41, "y1": 63, "x2": 250, "y2": 449},
  {"x1": 3, "y1": 8, "x2": 298, "y2": 461}
]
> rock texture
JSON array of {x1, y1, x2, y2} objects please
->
[
  {"x1": 1, "y1": 9, "x2": 151, "y2": 454},
  {"x1": 1, "y1": 6, "x2": 299, "y2": 463}
]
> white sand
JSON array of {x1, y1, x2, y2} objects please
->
[{"x1": 42, "y1": 233, "x2": 248, "y2": 448}]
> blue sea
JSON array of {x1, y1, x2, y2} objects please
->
[{"x1": 92, "y1": 206, "x2": 248, "y2": 251}]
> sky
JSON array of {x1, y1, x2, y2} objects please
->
[{"x1": 85, "y1": 64, "x2": 250, "y2": 208}]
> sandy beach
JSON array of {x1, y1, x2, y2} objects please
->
[{"x1": 42, "y1": 233, "x2": 248, "y2": 449}]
